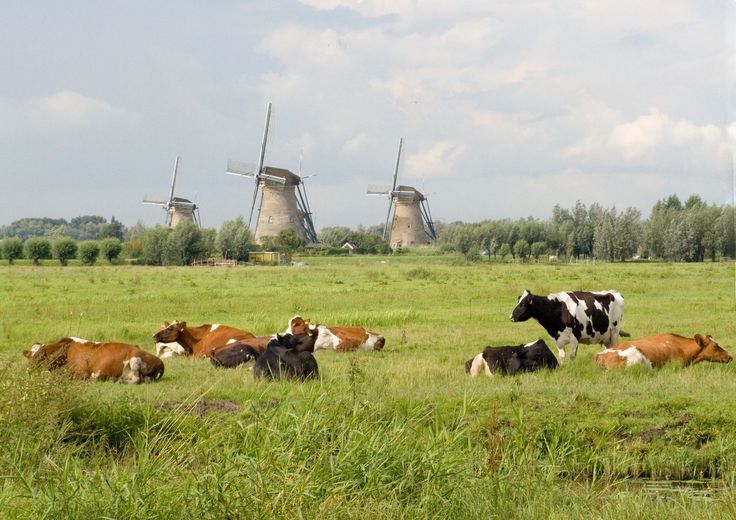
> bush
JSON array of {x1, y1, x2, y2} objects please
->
[
  {"x1": 99, "y1": 238, "x2": 123, "y2": 264},
  {"x1": 1, "y1": 237, "x2": 23, "y2": 264},
  {"x1": 78, "y1": 241, "x2": 100, "y2": 265},
  {"x1": 24, "y1": 237, "x2": 52, "y2": 265},
  {"x1": 52, "y1": 237, "x2": 78, "y2": 266}
]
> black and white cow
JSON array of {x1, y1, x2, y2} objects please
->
[
  {"x1": 465, "y1": 339, "x2": 558, "y2": 377},
  {"x1": 253, "y1": 334, "x2": 319, "y2": 381},
  {"x1": 509, "y1": 290, "x2": 626, "y2": 360}
]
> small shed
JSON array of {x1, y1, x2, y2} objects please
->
[{"x1": 247, "y1": 251, "x2": 292, "y2": 265}]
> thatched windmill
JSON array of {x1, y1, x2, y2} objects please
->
[
  {"x1": 226, "y1": 103, "x2": 317, "y2": 244},
  {"x1": 367, "y1": 138, "x2": 437, "y2": 248},
  {"x1": 143, "y1": 156, "x2": 201, "y2": 227}
]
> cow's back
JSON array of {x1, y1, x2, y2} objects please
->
[
  {"x1": 613, "y1": 334, "x2": 691, "y2": 367},
  {"x1": 192, "y1": 326, "x2": 256, "y2": 357}
]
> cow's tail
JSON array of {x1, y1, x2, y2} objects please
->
[{"x1": 619, "y1": 330, "x2": 631, "y2": 338}]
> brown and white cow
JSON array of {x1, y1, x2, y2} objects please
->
[
  {"x1": 594, "y1": 333, "x2": 732, "y2": 370},
  {"x1": 286, "y1": 316, "x2": 385, "y2": 352},
  {"x1": 153, "y1": 321, "x2": 255, "y2": 358},
  {"x1": 23, "y1": 337, "x2": 164, "y2": 383}
]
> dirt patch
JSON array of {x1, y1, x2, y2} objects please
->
[
  {"x1": 622, "y1": 414, "x2": 692, "y2": 444},
  {"x1": 154, "y1": 399, "x2": 241, "y2": 417}
]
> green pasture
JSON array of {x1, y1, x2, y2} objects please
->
[{"x1": 0, "y1": 258, "x2": 735, "y2": 519}]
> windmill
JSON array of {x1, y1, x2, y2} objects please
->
[
  {"x1": 226, "y1": 103, "x2": 318, "y2": 244},
  {"x1": 367, "y1": 138, "x2": 437, "y2": 248},
  {"x1": 143, "y1": 156, "x2": 201, "y2": 227}
]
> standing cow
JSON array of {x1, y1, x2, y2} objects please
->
[{"x1": 509, "y1": 290, "x2": 626, "y2": 360}]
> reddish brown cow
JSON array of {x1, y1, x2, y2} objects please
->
[
  {"x1": 286, "y1": 316, "x2": 385, "y2": 352},
  {"x1": 23, "y1": 337, "x2": 164, "y2": 383},
  {"x1": 153, "y1": 321, "x2": 255, "y2": 358},
  {"x1": 595, "y1": 333, "x2": 732, "y2": 370}
]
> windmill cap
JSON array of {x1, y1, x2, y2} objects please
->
[
  {"x1": 394, "y1": 185, "x2": 425, "y2": 201},
  {"x1": 262, "y1": 167, "x2": 302, "y2": 186}
]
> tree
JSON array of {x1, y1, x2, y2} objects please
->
[
  {"x1": 593, "y1": 208, "x2": 616, "y2": 261},
  {"x1": 24, "y1": 237, "x2": 52, "y2": 265},
  {"x1": 78, "y1": 241, "x2": 100, "y2": 265},
  {"x1": 100, "y1": 238, "x2": 123, "y2": 264},
  {"x1": 530, "y1": 241, "x2": 547, "y2": 260},
  {"x1": 163, "y1": 222, "x2": 208, "y2": 265},
  {"x1": 498, "y1": 243, "x2": 511, "y2": 261},
  {"x1": 616, "y1": 207, "x2": 642, "y2": 261},
  {"x1": 318, "y1": 226, "x2": 351, "y2": 246},
  {"x1": 513, "y1": 239, "x2": 530, "y2": 261},
  {"x1": 2, "y1": 237, "x2": 23, "y2": 264},
  {"x1": 217, "y1": 216, "x2": 254, "y2": 261},
  {"x1": 142, "y1": 226, "x2": 170, "y2": 265},
  {"x1": 275, "y1": 228, "x2": 306, "y2": 253},
  {"x1": 52, "y1": 237, "x2": 78, "y2": 266},
  {"x1": 99, "y1": 216, "x2": 125, "y2": 240}
]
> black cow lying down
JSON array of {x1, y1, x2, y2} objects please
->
[
  {"x1": 211, "y1": 333, "x2": 319, "y2": 381},
  {"x1": 210, "y1": 327, "x2": 317, "y2": 369},
  {"x1": 465, "y1": 339, "x2": 558, "y2": 377},
  {"x1": 255, "y1": 334, "x2": 319, "y2": 381}
]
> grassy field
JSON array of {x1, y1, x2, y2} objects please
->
[{"x1": 1, "y1": 257, "x2": 735, "y2": 519}]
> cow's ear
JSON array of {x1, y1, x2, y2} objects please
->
[
  {"x1": 163, "y1": 321, "x2": 170, "y2": 327},
  {"x1": 179, "y1": 321, "x2": 186, "y2": 329},
  {"x1": 22, "y1": 350, "x2": 32, "y2": 358},
  {"x1": 276, "y1": 333, "x2": 283, "y2": 342},
  {"x1": 694, "y1": 334, "x2": 708, "y2": 348}
]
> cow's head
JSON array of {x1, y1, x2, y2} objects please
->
[
  {"x1": 287, "y1": 315, "x2": 315, "y2": 335},
  {"x1": 510, "y1": 290, "x2": 534, "y2": 322},
  {"x1": 692, "y1": 334, "x2": 732, "y2": 364},
  {"x1": 23, "y1": 339, "x2": 72, "y2": 369},
  {"x1": 153, "y1": 320, "x2": 186, "y2": 343}
]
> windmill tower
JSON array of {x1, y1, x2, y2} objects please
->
[
  {"x1": 143, "y1": 156, "x2": 201, "y2": 227},
  {"x1": 226, "y1": 103, "x2": 318, "y2": 244},
  {"x1": 367, "y1": 138, "x2": 437, "y2": 248}
]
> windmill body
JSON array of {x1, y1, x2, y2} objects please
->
[
  {"x1": 143, "y1": 156, "x2": 201, "y2": 228},
  {"x1": 388, "y1": 186, "x2": 432, "y2": 248},
  {"x1": 226, "y1": 104, "x2": 318, "y2": 245},
  {"x1": 367, "y1": 139, "x2": 437, "y2": 249}
]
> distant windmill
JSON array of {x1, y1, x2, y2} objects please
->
[
  {"x1": 367, "y1": 138, "x2": 437, "y2": 248},
  {"x1": 226, "y1": 103, "x2": 318, "y2": 244},
  {"x1": 143, "y1": 156, "x2": 201, "y2": 227}
]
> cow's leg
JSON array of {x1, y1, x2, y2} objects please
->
[
  {"x1": 607, "y1": 329, "x2": 620, "y2": 347},
  {"x1": 555, "y1": 340, "x2": 567, "y2": 361},
  {"x1": 119, "y1": 357, "x2": 142, "y2": 384},
  {"x1": 569, "y1": 338, "x2": 580, "y2": 360}
]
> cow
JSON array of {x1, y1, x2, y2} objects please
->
[
  {"x1": 253, "y1": 334, "x2": 319, "y2": 381},
  {"x1": 285, "y1": 316, "x2": 385, "y2": 352},
  {"x1": 210, "y1": 328, "x2": 318, "y2": 368},
  {"x1": 23, "y1": 337, "x2": 164, "y2": 383},
  {"x1": 509, "y1": 290, "x2": 626, "y2": 361},
  {"x1": 595, "y1": 333, "x2": 732, "y2": 370},
  {"x1": 465, "y1": 339, "x2": 558, "y2": 377},
  {"x1": 153, "y1": 321, "x2": 255, "y2": 358}
]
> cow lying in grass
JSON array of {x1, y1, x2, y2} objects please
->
[
  {"x1": 253, "y1": 333, "x2": 319, "y2": 381},
  {"x1": 210, "y1": 328, "x2": 318, "y2": 368},
  {"x1": 23, "y1": 337, "x2": 164, "y2": 383},
  {"x1": 465, "y1": 340, "x2": 558, "y2": 377},
  {"x1": 153, "y1": 320, "x2": 255, "y2": 358},
  {"x1": 286, "y1": 315, "x2": 385, "y2": 352},
  {"x1": 594, "y1": 333, "x2": 732, "y2": 370}
]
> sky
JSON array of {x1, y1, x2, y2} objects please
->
[{"x1": 1, "y1": 1, "x2": 734, "y2": 231}]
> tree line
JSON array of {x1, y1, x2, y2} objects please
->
[
  {"x1": 0, "y1": 194, "x2": 732, "y2": 265},
  {"x1": 435, "y1": 195, "x2": 734, "y2": 262}
]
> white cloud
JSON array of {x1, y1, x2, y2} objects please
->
[
  {"x1": 404, "y1": 140, "x2": 466, "y2": 178},
  {"x1": 565, "y1": 107, "x2": 729, "y2": 168},
  {"x1": 29, "y1": 91, "x2": 125, "y2": 125}
]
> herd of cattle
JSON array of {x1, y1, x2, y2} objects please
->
[{"x1": 22, "y1": 289, "x2": 732, "y2": 384}]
